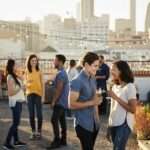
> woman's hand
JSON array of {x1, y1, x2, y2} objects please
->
[{"x1": 107, "y1": 90, "x2": 119, "y2": 101}]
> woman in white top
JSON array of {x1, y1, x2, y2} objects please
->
[
  {"x1": 3, "y1": 59, "x2": 26, "y2": 150},
  {"x1": 108, "y1": 60, "x2": 137, "y2": 150},
  {"x1": 66, "y1": 59, "x2": 78, "y2": 82},
  {"x1": 66, "y1": 60, "x2": 78, "y2": 118}
]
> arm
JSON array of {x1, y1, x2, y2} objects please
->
[
  {"x1": 108, "y1": 90, "x2": 137, "y2": 113},
  {"x1": 69, "y1": 91, "x2": 100, "y2": 110},
  {"x1": 95, "y1": 105, "x2": 100, "y2": 121},
  {"x1": 7, "y1": 79, "x2": 20, "y2": 96},
  {"x1": 116, "y1": 97, "x2": 137, "y2": 113},
  {"x1": 95, "y1": 75, "x2": 106, "y2": 79},
  {"x1": 51, "y1": 80, "x2": 64, "y2": 106},
  {"x1": 40, "y1": 72, "x2": 44, "y2": 96}
]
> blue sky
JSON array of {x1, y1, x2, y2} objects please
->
[{"x1": 0, "y1": 0, "x2": 149, "y2": 31}]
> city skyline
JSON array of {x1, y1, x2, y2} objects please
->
[{"x1": 0, "y1": 0, "x2": 149, "y2": 31}]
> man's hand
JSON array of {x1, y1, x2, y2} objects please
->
[{"x1": 51, "y1": 101, "x2": 55, "y2": 108}]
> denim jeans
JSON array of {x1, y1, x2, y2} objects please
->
[
  {"x1": 110, "y1": 122, "x2": 131, "y2": 150},
  {"x1": 75, "y1": 125, "x2": 99, "y2": 150},
  {"x1": 27, "y1": 93, "x2": 43, "y2": 132},
  {"x1": 5, "y1": 102, "x2": 22, "y2": 145},
  {"x1": 51, "y1": 105, "x2": 67, "y2": 141}
]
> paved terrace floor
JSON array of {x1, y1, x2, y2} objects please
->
[{"x1": 0, "y1": 100, "x2": 139, "y2": 150}]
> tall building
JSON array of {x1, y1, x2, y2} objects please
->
[
  {"x1": 0, "y1": 20, "x2": 40, "y2": 52},
  {"x1": 115, "y1": 19, "x2": 132, "y2": 34},
  {"x1": 81, "y1": 0, "x2": 94, "y2": 22},
  {"x1": 43, "y1": 14, "x2": 62, "y2": 34},
  {"x1": 130, "y1": 0, "x2": 136, "y2": 33},
  {"x1": 145, "y1": 2, "x2": 150, "y2": 32},
  {"x1": 76, "y1": 2, "x2": 81, "y2": 21},
  {"x1": 80, "y1": 15, "x2": 109, "y2": 50}
]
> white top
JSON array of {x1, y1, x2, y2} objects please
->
[
  {"x1": 66, "y1": 67, "x2": 78, "y2": 82},
  {"x1": 109, "y1": 83, "x2": 136, "y2": 131},
  {"x1": 7, "y1": 75, "x2": 26, "y2": 107}
]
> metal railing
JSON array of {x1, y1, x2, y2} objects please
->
[{"x1": 0, "y1": 58, "x2": 150, "y2": 75}]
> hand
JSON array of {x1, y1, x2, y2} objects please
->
[
  {"x1": 107, "y1": 90, "x2": 119, "y2": 101},
  {"x1": 27, "y1": 80, "x2": 33, "y2": 84},
  {"x1": 51, "y1": 101, "x2": 55, "y2": 108},
  {"x1": 92, "y1": 95, "x2": 102, "y2": 106},
  {"x1": 21, "y1": 84, "x2": 26, "y2": 91}
]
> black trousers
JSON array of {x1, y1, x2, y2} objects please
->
[
  {"x1": 27, "y1": 94, "x2": 43, "y2": 132},
  {"x1": 51, "y1": 105, "x2": 67, "y2": 141},
  {"x1": 75, "y1": 125, "x2": 99, "y2": 150},
  {"x1": 99, "y1": 92, "x2": 107, "y2": 115}
]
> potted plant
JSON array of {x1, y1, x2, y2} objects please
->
[{"x1": 135, "y1": 103, "x2": 150, "y2": 140}]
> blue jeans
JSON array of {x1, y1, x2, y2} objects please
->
[
  {"x1": 27, "y1": 93, "x2": 43, "y2": 132},
  {"x1": 5, "y1": 102, "x2": 22, "y2": 145},
  {"x1": 110, "y1": 122, "x2": 131, "y2": 150}
]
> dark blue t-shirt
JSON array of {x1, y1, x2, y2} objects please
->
[
  {"x1": 96, "y1": 63, "x2": 110, "y2": 89},
  {"x1": 54, "y1": 68, "x2": 69, "y2": 108}
]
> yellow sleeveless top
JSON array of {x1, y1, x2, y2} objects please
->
[{"x1": 25, "y1": 69, "x2": 43, "y2": 96}]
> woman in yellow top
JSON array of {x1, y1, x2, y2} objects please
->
[{"x1": 25, "y1": 54, "x2": 43, "y2": 140}]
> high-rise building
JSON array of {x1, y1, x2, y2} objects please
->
[
  {"x1": 115, "y1": 19, "x2": 132, "y2": 34},
  {"x1": 0, "y1": 20, "x2": 40, "y2": 52},
  {"x1": 43, "y1": 14, "x2": 62, "y2": 34},
  {"x1": 81, "y1": 0, "x2": 94, "y2": 22},
  {"x1": 130, "y1": 0, "x2": 136, "y2": 33},
  {"x1": 145, "y1": 2, "x2": 150, "y2": 32},
  {"x1": 76, "y1": 2, "x2": 81, "y2": 21}
]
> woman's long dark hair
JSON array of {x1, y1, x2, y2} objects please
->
[
  {"x1": 113, "y1": 60, "x2": 134, "y2": 84},
  {"x1": 6, "y1": 59, "x2": 20, "y2": 87},
  {"x1": 26, "y1": 54, "x2": 39, "y2": 73}
]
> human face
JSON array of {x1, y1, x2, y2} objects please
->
[
  {"x1": 54, "y1": 57, "x2": 59, "y2": 69},
  {"x1": 85, "y1": 60, "x2": 99, "y2": 76},
  {"x1": 111, "y1": 64, "x2": 121, "y2": 83},
  {"x1": 30, "y1": 57, "x2": 38, "y2": 68}
]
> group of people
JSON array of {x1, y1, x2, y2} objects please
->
[{"x1": 3, "y1": 52, "x2": 137, "y2": 150}]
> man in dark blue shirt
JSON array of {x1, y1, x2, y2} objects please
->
[
  {"x1": 96, "y1": 55, "x2": 110, "y2": 115},
  {"x1": 47, "y1": 55, "x2": 69, "y2": 150}
]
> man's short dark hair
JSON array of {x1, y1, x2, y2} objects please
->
[
  {"x1": 56, "y1": 54, "x2": 66, "y2": 64},
  {"x1": 70, "y1": 59, "x2": 76, "y2": 67},
  {"x1": 99, "y1": 55, "x2": 104, "y2": 60},
  {"x1": 82, "y1": 52, "x2": 99, "y2": 66}
]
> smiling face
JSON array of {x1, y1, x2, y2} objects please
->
[
  {"x1": 85, "y1": 60, "x2": 99, "y2": 76},
  {"x1": 30, "y1": 57, "x2": 38, "y2": 68},
  {"x1": 111, "y1": 64, "x2": 121, "y2": 84}
]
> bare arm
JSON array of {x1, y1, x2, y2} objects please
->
[
  {"x1": 95, "y1": 105, "x2": 100, "y2": 121},
  {"x1": 69, "y1": 91, "x2": 101, "y2": 110},
  {"x1": 116, "y1": 98, "x2": 137, "y2": 113},
  {"x1": 7, "y1": 79, "x2": 20, "y2": 96},
  {"x1": 52, "y1": 80, "x2": 64, "y2": 105},
  {"x1": 108, "y1": 91, "x2": 137, "y2": 113},
  {"x1": 95, "y1": 75, "x2": 106, "y2": 79},
  {"x1": 40, "y1": 72, "x2": 44, "y2": 96}
]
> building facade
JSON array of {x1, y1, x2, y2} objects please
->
[
  {"x1": 0, "y1": 20, "x2": 40, "y2": 52},
  {"x1": 81, "y1": 0, "x2": 94, "y2": 22},
  {"x1": 145, "y1": 2, "x2": 150, "y2": 32}
]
